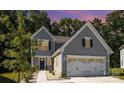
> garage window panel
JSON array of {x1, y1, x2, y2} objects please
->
[
  {"x1": 67, "y1": 56, "x2": 105, "y2": 63},
  {"x1": 68, "y1": 58, "x2": 77, "y2": 62},
  {"x1": 87, "y1": 58, "x2": 95, "y2": 62},
  {"x1": 95, "y1": 58, "x2": 104, "y2": 62},
  {"x1": 78, "y1": 58, "x2": 86, "y2": 62}
]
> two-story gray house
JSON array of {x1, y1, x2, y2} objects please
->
[{"x1": 31, "y1": 22, "x2": 113, "y2": 77}]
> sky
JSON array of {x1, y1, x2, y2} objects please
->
[{"x1": 47, "y1": 10, "x2": 113, "y2": 23}]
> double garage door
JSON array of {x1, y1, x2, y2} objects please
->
[{"x1": 67, "y1": 55, "x2": 106, "y2": 77}]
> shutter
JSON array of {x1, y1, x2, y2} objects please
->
[
  {"x1": 49, "y1": 41, "x2": 51, "y2": 50},
  {"x1": 90, "y1": 39, "x2": 93, "y2": 47},
  {"x1": 82, "y1": 39, "x2": 85, "y2": 47}
]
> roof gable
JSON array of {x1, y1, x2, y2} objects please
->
[
  {"x1": 61, "y1": 22, "x2": 113, "y2": 54},
  {"x1": 32, "y1": 26, "x2": 56, "y2": 41}
]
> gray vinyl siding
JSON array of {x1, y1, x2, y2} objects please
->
[
  {"x1": 33, "y1": 29, "x2": 55, "y2": 56},
  {"x1": 61, "y1": 26, "x2": 108, "y2": 75}
]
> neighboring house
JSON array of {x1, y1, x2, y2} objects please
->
[
  {"x1": 31, "y1": 22, "x2": 113, "y2": 77},
  {"x1": 119, "y1": 45, "x2": 124, "y2": 68}
]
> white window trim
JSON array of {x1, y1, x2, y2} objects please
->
[{"x1": 85, "y1": 36, "x2": 91, "y2": 40}]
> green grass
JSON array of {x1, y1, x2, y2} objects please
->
[
  {"x1": 110, "y1": 68, "x2": 124, "y2": 73},
  {"x1": 0, "y1": 72, "x2": 23, "y2": 83},
  {"x1": 110, "y1": 68, "x2": 124, "y2": 80}
]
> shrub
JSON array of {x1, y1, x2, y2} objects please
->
[{"x1": 31, "y1": 66, "x2": 38, "y2": 73}]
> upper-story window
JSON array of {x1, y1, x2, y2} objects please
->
[
  {"x1": 37, "y1": 39, "x2": 51, "y2": 51},
  {"x1": 82, "y1": 36, "x2": 93, "y2": 48}
]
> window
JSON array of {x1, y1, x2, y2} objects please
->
[
  {"x1": 85, "y1": 37, "x2": 91, "y2": 48},
  {"x1": 95, "y1": 58, "x2": 104, "y2": 62},
  {"x1": 82, "y1": 37, "x2": 93, "y2": 48},
  {"x1": 37, "y1": 39, "x2": 50, "y2": 51}
]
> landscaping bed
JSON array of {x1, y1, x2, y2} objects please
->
[
  {"x1": 45, "y1": 71, "x2": 61, "y2": 80},
  {"x1": 45, "y1": 71, "x2": 70, "y2": 80},
  {"x1": 110, "y1": 68, "x2": 124, "y2": 80}
]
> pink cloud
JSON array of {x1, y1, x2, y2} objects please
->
[
  {"x1": 50, "y1": 15, "x2": 61, "y2": 23},
  {"x1": 49, "y1": 10, "x2": 107, "y2": 23},
  {"x1": 61, "y1": 10, "x2": 84, "y2": 15},
  {"x1": 80, "y1": 15, "x2": 106, "y2": 23},
  {"x1": 60, "y1": 10, "x2": 106, "y2": 23}
]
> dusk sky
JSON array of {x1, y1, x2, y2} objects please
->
[{"x1": 46, "y1": 10, "x2": 113, "y2": 23}]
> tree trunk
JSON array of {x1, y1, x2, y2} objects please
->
[{"x1": 18, "y1": 71, "x2": 21, "y2": 83}]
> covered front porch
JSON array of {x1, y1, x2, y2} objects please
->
[{"x1": 31, "y1": 56, "x2": 53, "y2": 71}]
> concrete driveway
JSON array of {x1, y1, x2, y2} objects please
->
[
  {"x1": 48, "y1": 76, "x2": 124, "y2": 83},
  {"x1": 36, "y1": 71, "x2": 124, "y2": 83}
]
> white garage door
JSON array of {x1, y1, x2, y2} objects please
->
[{"x1": 67, "y1": 55, "x2": 106, "y2": 77}]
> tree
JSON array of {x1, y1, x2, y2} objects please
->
[
  {"x1": 92, "y1": 18, "x2": 103, "y2": 35},
  {"x1": 59, "y1": 18, "x2": 73, "y2": 36},
  {"x1": 59, "y1": 18, "x2": 84, "y2": 36},
  {"x1": 29, "y1": 11, "x2": 51, "y2": 34},
  {"x1": 51, "y1": 21, "x2": 60, "y2": 35},
  {"x1": 105, "y1": 10, "x2": 124, "y2": 67},
  {"x1": 1, "y1": 11, "x2": 32, "y2": 82},
  {"x1": 0, "y1": 13, "x2": 17, "y2": 72},
  {"x1": 71, "y1": 19, "x2": 85, "y2": 35}
]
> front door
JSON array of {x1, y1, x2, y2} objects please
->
[{"x1": 40, "y1": 58, "x2": 45, "y2": 70}]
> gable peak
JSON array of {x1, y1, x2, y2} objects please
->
[{"x1": 32, "y1": 26, "x2": 56, "y2": 41}]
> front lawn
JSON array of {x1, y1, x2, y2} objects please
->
[
  {"x1": 0, "y1": 72, "x2": 23, "y2": 83},
  {"x1": 110, "y1": 68, "x2": 124, "y2": 80}
]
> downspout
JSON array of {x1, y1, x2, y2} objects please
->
[
  {"x1": 106, "y1": 50, "x2": 110, "y2": 76},
  {"x1": 52, "y1": 39, "x2": 56, "y2": 71}
]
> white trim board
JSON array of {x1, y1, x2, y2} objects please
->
[
  {"x1": 33, "y1": 55, "x2": 51, "y2": 57},
  {"x1": 61, "y1": 22, "x2": 113, "y2": 54}
]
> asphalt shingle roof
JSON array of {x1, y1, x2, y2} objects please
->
[{"x1": 54, "y1": 35, "x2": 70, "y2": 43}]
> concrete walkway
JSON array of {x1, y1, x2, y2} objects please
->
[{"x1": 36, "y1": 71, "x2": 47, "y2": 83}]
